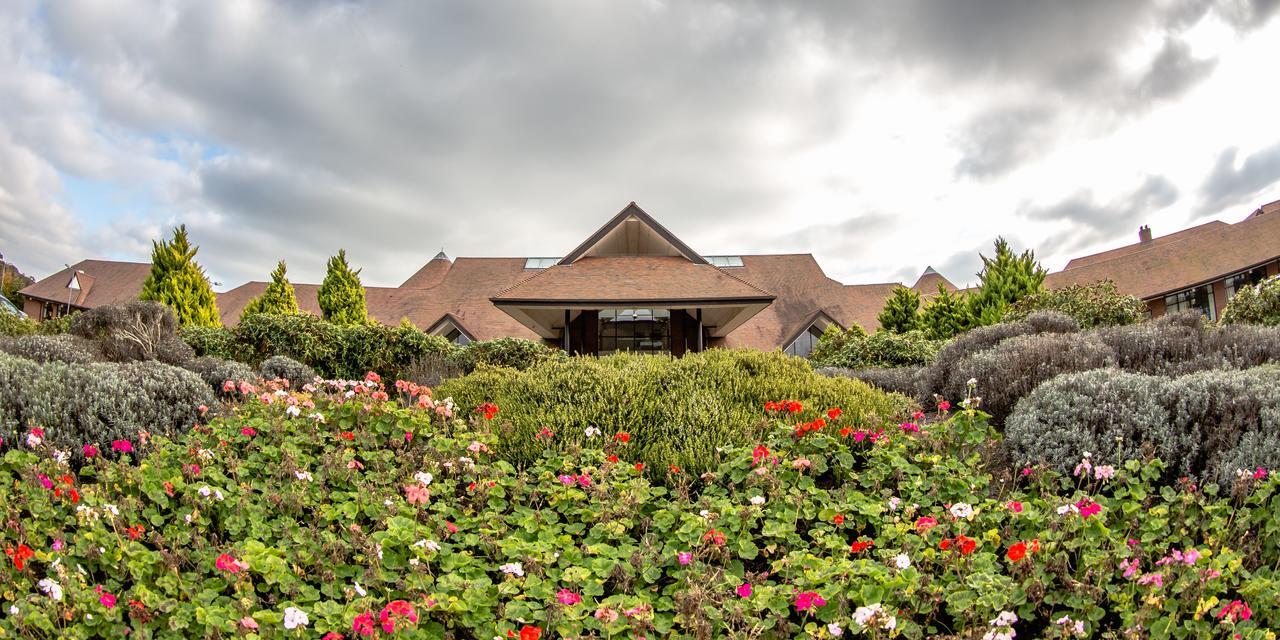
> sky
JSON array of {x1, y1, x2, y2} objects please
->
[{"x1": 2, "y1": 0, "x2": 1280, "y2": 291}]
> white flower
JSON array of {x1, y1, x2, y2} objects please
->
[
  {"x1": 887, "y1": 497, "x2": 901, "y2": 511},
  {"x1": 354, "y1": 581, "x2": 367, "y2": 597},
  {"x1": 26, "y1": 432, "x2": 42, "y2": 447},
  {"x1": 853, "y1": 604, "x2": 882, "y2": 626},
  {"x1": 283, "y1": 607, "x2": 309, "y2": 630},
  {"x1": 949, "y1": 503, "x2": 973, "y2": 519},
  {"x1": 383, "y1": 499, "x2": 394, "y2": 506},
  {"x1": 53, "y1": 449, "x2": 70, "y2": 465},
  {"x1": 9, "y1": 605, "x2": 18, "y2": 615},
  {"x1": 893, "y1": 553, "x2": 911, "y2": 570},
  {"x1": 184, "y1": 513, "x2": 194, "y2": 524},
  {"x1": 967, "y1": 377, "x2": 977, "y2": 386},
  {"x1": 827, "y1": 622, "x2": 844, "y2": 637},
  {"x1": 215, "y1": 490, "x2": 225, "y2": 501},
  {"x1": 409, "y1": 558, "x2": 420, "y2": 566},
  {"x1": 413, "y1": 539, "x2": 427, "y2": 548},
  {"x1": 38, "y1": 578, "x2": 63, "y2": 601},
  {"x1": 584, "y1": 426, "x2": 602, "y2": 437},
  {"x1": 749, "y1": 495, "x2": 766, "y2": 506},
  {"x1": 425, "y1": 540, "x2": 441, "y2": 552},
  {"x1": 309, "y1": 412, "x2": 326, "y2": 424},
  {"x1": 699, "y1": 510, "x2": 710, "y2": 518},
  {"x1": 198, "y1": 486, "x2": 212, "y2": 497},
  {"x1": 993, "y1": 611, "x2": 1018, "y2": 627},
  {"x1": 500, "y1": 562, "x2": 525, "y2": 577},
  {"x1": 197, "y1": 448, "x2": 214, "y2": 460},
  {"x1": 414, "y1": 472, "x2": 434, "y2": 486},
  {"x1": 295, "y1": 471, "x2": 313, "y2": 482},
  {"x1": 286, "y1": 405, "x2": 301, "y2": 418}
]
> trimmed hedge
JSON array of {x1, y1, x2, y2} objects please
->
[
  {"x1": 1221, "y1": 274, "x2": 1280, "y2": 326},
  {"x1": 437, "y1": 349, "x2": 913, "y2": 474},
  {"x1": 0, "y1": 334, "x2": 100, "y2": 364},
  {"x1": 259, "y1": 355, "x2": 316, "y2": 386},
  {"x1": 1004, "y1": 280, "x2": 1147, "y2": 329},
  {"x1": 916, "y1": 311, "x2": 1079, "y2": 403},
  {"x1": 816, "y1": 366, "x2": 921, "y2": 400},
  {"x1": 0, "y1": 312, "x2": 75, "y2": 337},
  {"x1": 808, "y1": 328, "x2": 941, "y2": 369}
]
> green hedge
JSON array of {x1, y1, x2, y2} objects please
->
[
  {"x1": 1221, "y1": 274, "x2": 1280, "y2": 326},
  {"x1": 1004, "y1": 280, "x2": 1147, "y2": 329},
  {"x1": 436, "y1": 349, "x2": 913, "y2": 474},
  {"x1": 808, "y1": 327, "x2": 941, "y2": 369}
]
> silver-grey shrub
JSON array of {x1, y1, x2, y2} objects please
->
[
  {"x1": 0, "y1": 352, "x2": 40, "y2": 436},
  {"x1": 944, "y1": 332, "x2": 1114, "y2": 424},
  {"x1": 1168, "y1": 367, "x2": 1280, "y2": 485},
  {"x1": 1005, "y1": 369, "x2": 1176, "y2": 476},
  {"x1": 918, "y1": 311, "x2": 1079, "y2": 402},
  {"x1": 69, "y1": 300, "x2": 194, "y2": 365},
  {"x1": 1094, "y1": 311, "x2": 1224, "y2": 376},
  {"x1": 259, "y1": 355, "x2": 316, "y2": 387},
  {"x1": 183, "y1": 357, "x2": 257, "y2": 396},
  {"x1": 817, "y1": 366, "x2": 922, "y2": 401},
  {"x1": 0, "y1": 334, "x2": 100, "y2": 364},
  {"x1": 1205, "y1": 323, "x2": 1280, "y2": 369}
]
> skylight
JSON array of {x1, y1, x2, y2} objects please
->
[
  {"x1": 704, "y1": 256, "x2": 744, "y2": 268},
  {"x1": 524, "y1": 257, "x2": 560, "y2": 269}
]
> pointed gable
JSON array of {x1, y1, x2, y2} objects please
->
[{"x1": 559, "y1": 202, "x2": 708, "y2": 265}]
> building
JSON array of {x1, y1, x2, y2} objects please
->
[{"x1": 18, "y1": 199, "x2": 1280, "y2": 354}]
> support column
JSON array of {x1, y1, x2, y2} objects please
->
[
  {"x1": 563, "y1": 309, "x2": 570, "y2": 352},
  {"x1": 696, "y1": 308, "x2": 704, "y2": 353}
]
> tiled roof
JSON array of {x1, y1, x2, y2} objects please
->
[
  {"x1": 491, "y1": 256, "x2": 774, "y2": 303},
  {"x1": 911, "y1": 267, "x2": 957, "y2": 295},
  {"x1": 1062, "y1": 221, "x2": 1227, "y2": 270},
  {"x1": 1047, "y1": 206, "x2": 1280, "y2": 299},
  {"x1": 19, "y1": 260, "x2": 151, "y2": 309}
]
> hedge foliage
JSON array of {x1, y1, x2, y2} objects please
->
[
  {"x1": 0, "y1": 352, "x2": 212, "y2": 456},
  {"x1": 0, "y1": 334, "x2": 99, "y2": 364},
  {"x1": 915, "y1": 311, "x2": 1079, "y2": 403},
  {"x1": 1004, "y1": 280, "x2": 1147, "y2": 329},
  {"x1": 437, "y1": 349, "x2": 913, "y2": 475},
  {"x1": 1221, "y1": 274, "x2": 1280, "y2": 326},
  {"x1": 807, "y1": 327, "x2": 941, "y2": 370},
  {"x1": 1007, "y1": 366, "x2": 1280, "y2": 486},
  {"x1": 0, "y1": 312, "x2": 75, "y2": 337},
  {"x1": 258, "y1": 355, "x2": 317, "y2": 386}
]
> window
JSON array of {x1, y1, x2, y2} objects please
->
[
  {"x1": 1225, "y1": 266, "x2": 1268, "y2": 300},
  {"x1": 524, "y1": 257, "x2": 560, "y2": 269},
  {"x1": 785, "y1": 325, "x2": 826, "y2": 358},
  {"x1": 1163, "y1": 283, "x2": 1215, "y2": 320},
  {"x1": 443, "y1": 327, "x2": 471, "y2": 346},
  {"x1": 704, "y1": 256, "x2": 744, "y2": 268},
  {"x1": 598, "y1": 308, "x2": 671, "y2": 355}
]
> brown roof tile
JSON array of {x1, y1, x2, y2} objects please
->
[
  {"x1": 491, "y1": 256, "x2": 774, "y2": 304},
  {"x1": 1062, "y1": 221, "x2": 1226, "y2": 270},
  {"x1": 19, "y1": 260, "x2": 151, "y2": 309}
]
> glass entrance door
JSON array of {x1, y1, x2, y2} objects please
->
[{"x1": 598, "y1": 308, "x2": 671, "y2": 355}]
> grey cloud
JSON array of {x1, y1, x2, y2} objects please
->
[
  {"x1": 1198, "y1": 144, "x2": 1280, "y2": 216},
  {"x1": 1133, "y1": 37, "x2": 1218, "y2": 104},
  {"x1": 1021, "y1": 175, "x2": 1179, "y2": 255},
  {"x1": 953, "y1": 105, "x2": 1059, "y2": 180}
]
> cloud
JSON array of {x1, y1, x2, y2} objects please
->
[
  {"x1": 954, "y1": 105, "x2": 1059, "y2": 180},
  {"x1": 1132, "y1": 37, "x2": 1218, "y2": 105},
  {"x1": 1197, "y1": 143, "x2": 1280, "y2": 216},
  {"x1": 1019, "y1": 175, "x2": 1180, "y2": 255}
]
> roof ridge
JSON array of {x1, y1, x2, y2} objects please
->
[
  {"x1": 708, "y1": 262, "x2": 775, "y2": 297},
  {"x1": 1060, "y1": 218, "x2": 1235, "y2": 272}
]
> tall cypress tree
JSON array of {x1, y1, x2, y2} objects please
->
[
  {"x1": 318, "y1": 249, "x2": 368, "y2": 325},
  {"x1": 967, "y1": 237, "x2": 1047, "y2": 326},
  {"x1": 919, "y1": 284, "x2": 973, "y2": 340},
  {"x1": 877, "y1": 285, "x2": 921, "y2": 333},
  {"x1": 139, "y1": 225, "x2": 221, "y2": 327},
  {"x1": 241, "y1": 260, "x2": 300, "y2": 320}
]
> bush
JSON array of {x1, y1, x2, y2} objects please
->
[
  {"x1": 916, "y1": 311, "x2": 1078, "y2": 401},
  {"x1": 1168, "y1": 367, "x2": 1280, "y2": 485},
  {"x1": 1005, "y1": 280, "x2": 1147, "y2": 329},
  {"x1": 1221, "y1": 274, "x2": 1280, "y2": 326},
  {"x1": 945, "y1": 332, "x2": 1115, "y2": 424},
  {"x1": 817, "y1": 366, "x2": 922, "y2": 400},
  {"x1": 1006, "y1": 369, "x2": 1176, "y2": 477},
  {"x1": 1095, "y1": 311, "x2": 1226, "y2": 376},
  {"x1": 808, "y1": 328, "x2": 941, "y2": 369},
  {"x1": 437, "y1": 349, "x2": 912, "y2": 474},
  {"x1": 0, "y1": 354, "x2": 212, "y2": 456},
  {"x1": 179, "y1": 325, "x2": 241, "y2": 361},
  {"x1": 259, "y1": 355, "x2": 316, "y2": 387},
  {"x1": 183, "y1": 357, "x2": 258, "y2": 396},
  {"x1": 457, "y1": 337, "x2": 560, "y2": 371},
  {"x1": 69, "y1": 301, "x2": 193, "y2": 365},
  {"x1": 0, "y1": 352, "x2": 40, "y2": 432},
  {"x1": 400, "y1": 352, "x2": 468, "y2": 388},
  {"x1": 0, "y1": 334, "x2": 99, "y2": 364},
  {"x1": 0, "y1": 312, "x2": 76, "y2": 337}
]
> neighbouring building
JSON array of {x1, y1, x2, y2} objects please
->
[{"x1": 19, "y1": 199, "x2": 1280, "y2": 355}]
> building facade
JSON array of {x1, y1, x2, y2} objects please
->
[{"x1": 19, "y1": 199, "x2": 1280, "y2": 355}]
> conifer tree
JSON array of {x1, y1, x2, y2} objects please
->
[
  {"x1": 967, "y1": 237, "x2": 1047, "y2": 326},
  {"x1": 318, "y1": 249, "x2": 368, "y2": 325},
  {"x1": 139, "y1": 225, "x2": 221, "y2": 327},
  {"x1": 241, "y1": 261, "x2": 300, "y2": 320},
  {"x1": 919, "y1": 284, "x2": 972, "y2": 340},
  {"x1": 877, "y1": 285, "x2": 921, "y2": 333}
]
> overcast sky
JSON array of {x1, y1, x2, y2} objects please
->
[{"x1": 3, "y1": 0, "x2": 1280, "y2": 290}]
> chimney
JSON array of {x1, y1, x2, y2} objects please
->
[{"x1": 1138, "y1": 225, "x2": 1152, "y2": 243}]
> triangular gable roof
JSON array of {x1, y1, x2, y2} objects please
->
[
  {"x1": 558, "y1": 202, "x2": 708, "y2": 265},
  {"x1": 492, "y1": 255, "x2": 774, "y2": 304},
  {"x1": 425, "y1": 313, "x2": 476, "y2": 341},
  {"x1": 780, "y1": 308, "x2": 841, "y2": 350}
]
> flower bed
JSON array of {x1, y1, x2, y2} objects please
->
[{"x1": 1, "y1": 376, "x2": 1277, "y2": 638}]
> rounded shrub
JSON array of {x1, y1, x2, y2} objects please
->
[
  {"x1": 180, "y1": 325, "x2": 241, "y2": 361},
  {"x1": 0, "y1": 334, "x2": 100, "y2": 364},
  {"x1": 1004, "y1": 280, "x2": 1147, "y2": 329},
  {"x1": 816, "y1": 366, "x2": 922, "y2": 401},
  {"x1": 1167, "y1": 367, "x2": 1280, "y2": 485},
  {"x1": 917, "y1": 311, "x2": 1078, "y2": 401},
  {"x1": 944, "y1": 332, "x2": 1114, "y2": 425},
  {"x1": 1094, "y1": 311, "x2": 1225, "y2": 376},
  {"x1": 184, "y1": 357, "x2": 258, "y2": 396},
  {"x1": 437, "y1": 349, "x2": 913, "y2": 475},
  {"x1": 259, "y1": 355, "x2": 317, "y2": 387},
  {"x1": 0, "y1": 352, "x2": 40, "y2": 433},
  {"x1": 808, "y1": 329, "x2": 941, "y2": 369},
  {"x1": 1005, "y1": 369, "x2": 1176, "y2": 477},
  {"x1": 70, "y1": 301, "x2": 194, "y2": 365},
  {"x1": 1220, "y1": 274, "x2": 1280, "y2": 326},
  {"x1": 457, "y1": 337, "x2": 560, "y2": 371}
]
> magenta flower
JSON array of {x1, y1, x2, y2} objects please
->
[
  {"x1": 557, "y1": 474, "x2": 575, "y2": 485},
  {"x1": 556, "y1": 589, "x2": 581, "y2": 606},
  {"x1": 82, "y1": 444, "x2": 98, "y2": 458},
  {"x1": 794, "y1": 591, "x2": 826, "y2": 612},
  {"x1": 736, "y1": 583, "x2": 753, "y2": 598},
  {"x1": 112, "y1": 440, "x2": 133, "y2": 453},
  {"x1": 678, "y1": 551, "x2": 692, "y2": 566},
  {"x1": 1075, "y1": 499, "x2": 1101, "y2": 519},
  {"x1": 1121, "y1": 558, "x2": 1140, "y2": 578}
]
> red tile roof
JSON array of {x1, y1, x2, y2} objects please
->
[
  {"x1": 491, "y1": 256, "x2": 774, "y2": 304},
  {"x1": 19, "y1": 260, "x2": 151, "y2": 309},
  {"x1": 1062, "y1": 221, "x2": 1227, "y2": 270}
]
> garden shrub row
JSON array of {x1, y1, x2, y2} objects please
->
[
  {"x1": 2, "y1": 384, "x2": 1277, "y2": 637},
  {"x1": 436, "y1": 349, "x2": 914, "y2": 475},
  {"x1": 1007, "y1": 366, "x2": 1280, "y2": 486},
  {"x1": 807, "y1": 326, "x2": 942, "y2": 369}
]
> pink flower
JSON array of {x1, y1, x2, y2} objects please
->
[
  {"x1": 215, "y1": 553, "x2": 247, "y2": 574},
  {"x1": 82, "y1": 445, "x2": 98, "y2": 458},
  {"x1": 937, "y1": 400, "x2": 951, "y2": 412},
  {"x1": 353, "y1": 611, "x2": 377, "y2": 636},
  {"x1": 1217, "y1": 599, "x2": 1252, "y2": 623},
  {"x1": 558, "y1": 474, "x2": 576, "y2": 485},
  {"x1": 404, "y1": 484, "x2": 430, "y2": 505},
  {"x1": 52, "y1": 539, "x2": 63, "y2": 551},
  {"x1": 1254, "y1": 467, "x2": 1269, "y2": 480},
  {"x1": 575, "y1": 474, "x2": 592, "y2": 487},
  {"x1": 556, "y1": 589, "x2": 582, "y2": 606},
  {"x1": 1006, "y1": 501, "x2": 1023, "y2": 513},
  {"x1": 240, "y1": 617, "x2": 259, "y2": 630},
  {"x1": 37, "y1": 474, "x2": 52, "y2": 490},
  {"x1": 223, "y1": 380, "x2": 236, "y2": 393},
  {"x1": 1075, "y1": 499, "x2": 1101, "y2": 519},
  {"x1": 100, "y1": 592, "x2": 116, "y2": 609},
  {"x1": 736, "y1": 583, "x2": 753, "y2": 598},
  {"x1": 1137, "y1": 573, "x2": 1164, "y2": 588},
  {"x1": 899, "y1": 422, "x2": 920, "y2": 434},
  {"x1": 112, "y1": 440, "x2": 133, "y2": 453},
  {"x1": 379, "y1": 600, "x2": 418, "y2": 633},
  {"x1": 1021, "y1": 467, "x2": 1034, "y2": 476},
  {"x1": 794, "y1": 591, "x2": 826, "y2": 613},
  {"x1": 241, "y1": 427, "x2": 256, "y2": 438},
  {"x1": 678, "y1": 551, "x2": 692, "y2": 566}
]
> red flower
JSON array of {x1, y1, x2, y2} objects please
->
[
  {"x1": 839, "y1": 427, "x2": 852, "y2": 437},
  {"x1": 340, "y1": 431, "x2": 355, "y2": 441},
  {"x1": 606, "y1": 455, "x2": 619, "y2": 464},
  {"x1": 614, "y1": 432, "x2": 631, "y2": 443},
  {"x1": 353, "y1": 610, "x2": 377, "y2": 636},
  {"x1": 827, "y1": 408, "x2": 842, "y2": 420},
  {"x1": 785, "y1": 400, "x2": 803, "y2": 413},
  {"x1": 127, "y1": 525, "x2": 146, "y2": 541},
  {"x1": 832, "y1": 514, "x2": 845, "y2": 526},
  {"x1": 215, "y1": 553, "x2": 246, "y2": 574},
  {"x1": 519, "y1": 626, "x2": 542, "y2": 640},
  {"x1": 849, "y1": 538, "x2": 874, "y2": 553},
  {"x1": 476, "y1": 403, "x2": 500, "y2": 420},
  {"x1": 702, "y1": 529, "x2": 726, "y2": 546},
  {"x1": 634, "y1": 463, "x2": 644, "y2": 471},
  {"x1": 112, "y1": 440, "x2": 133, "y2": 453},
  {"x1": 669, "y1": 464, "x2": 680, "y2": 474},
  {"x1": 941, "y1": 535, "x2": 977, "y2": 555},
  {"x1": 752, "y1": 445, "x2": 770, "y2": 465},
  {"x1": 5, "y1": 544, "x2": 34, "y2": 570},
  {"x1": 914, "y1": 516, "x2": 938, "y2": 534},
  {"x1": 1007, "y1": 541, "x2": 1027, "y2": 563}
]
